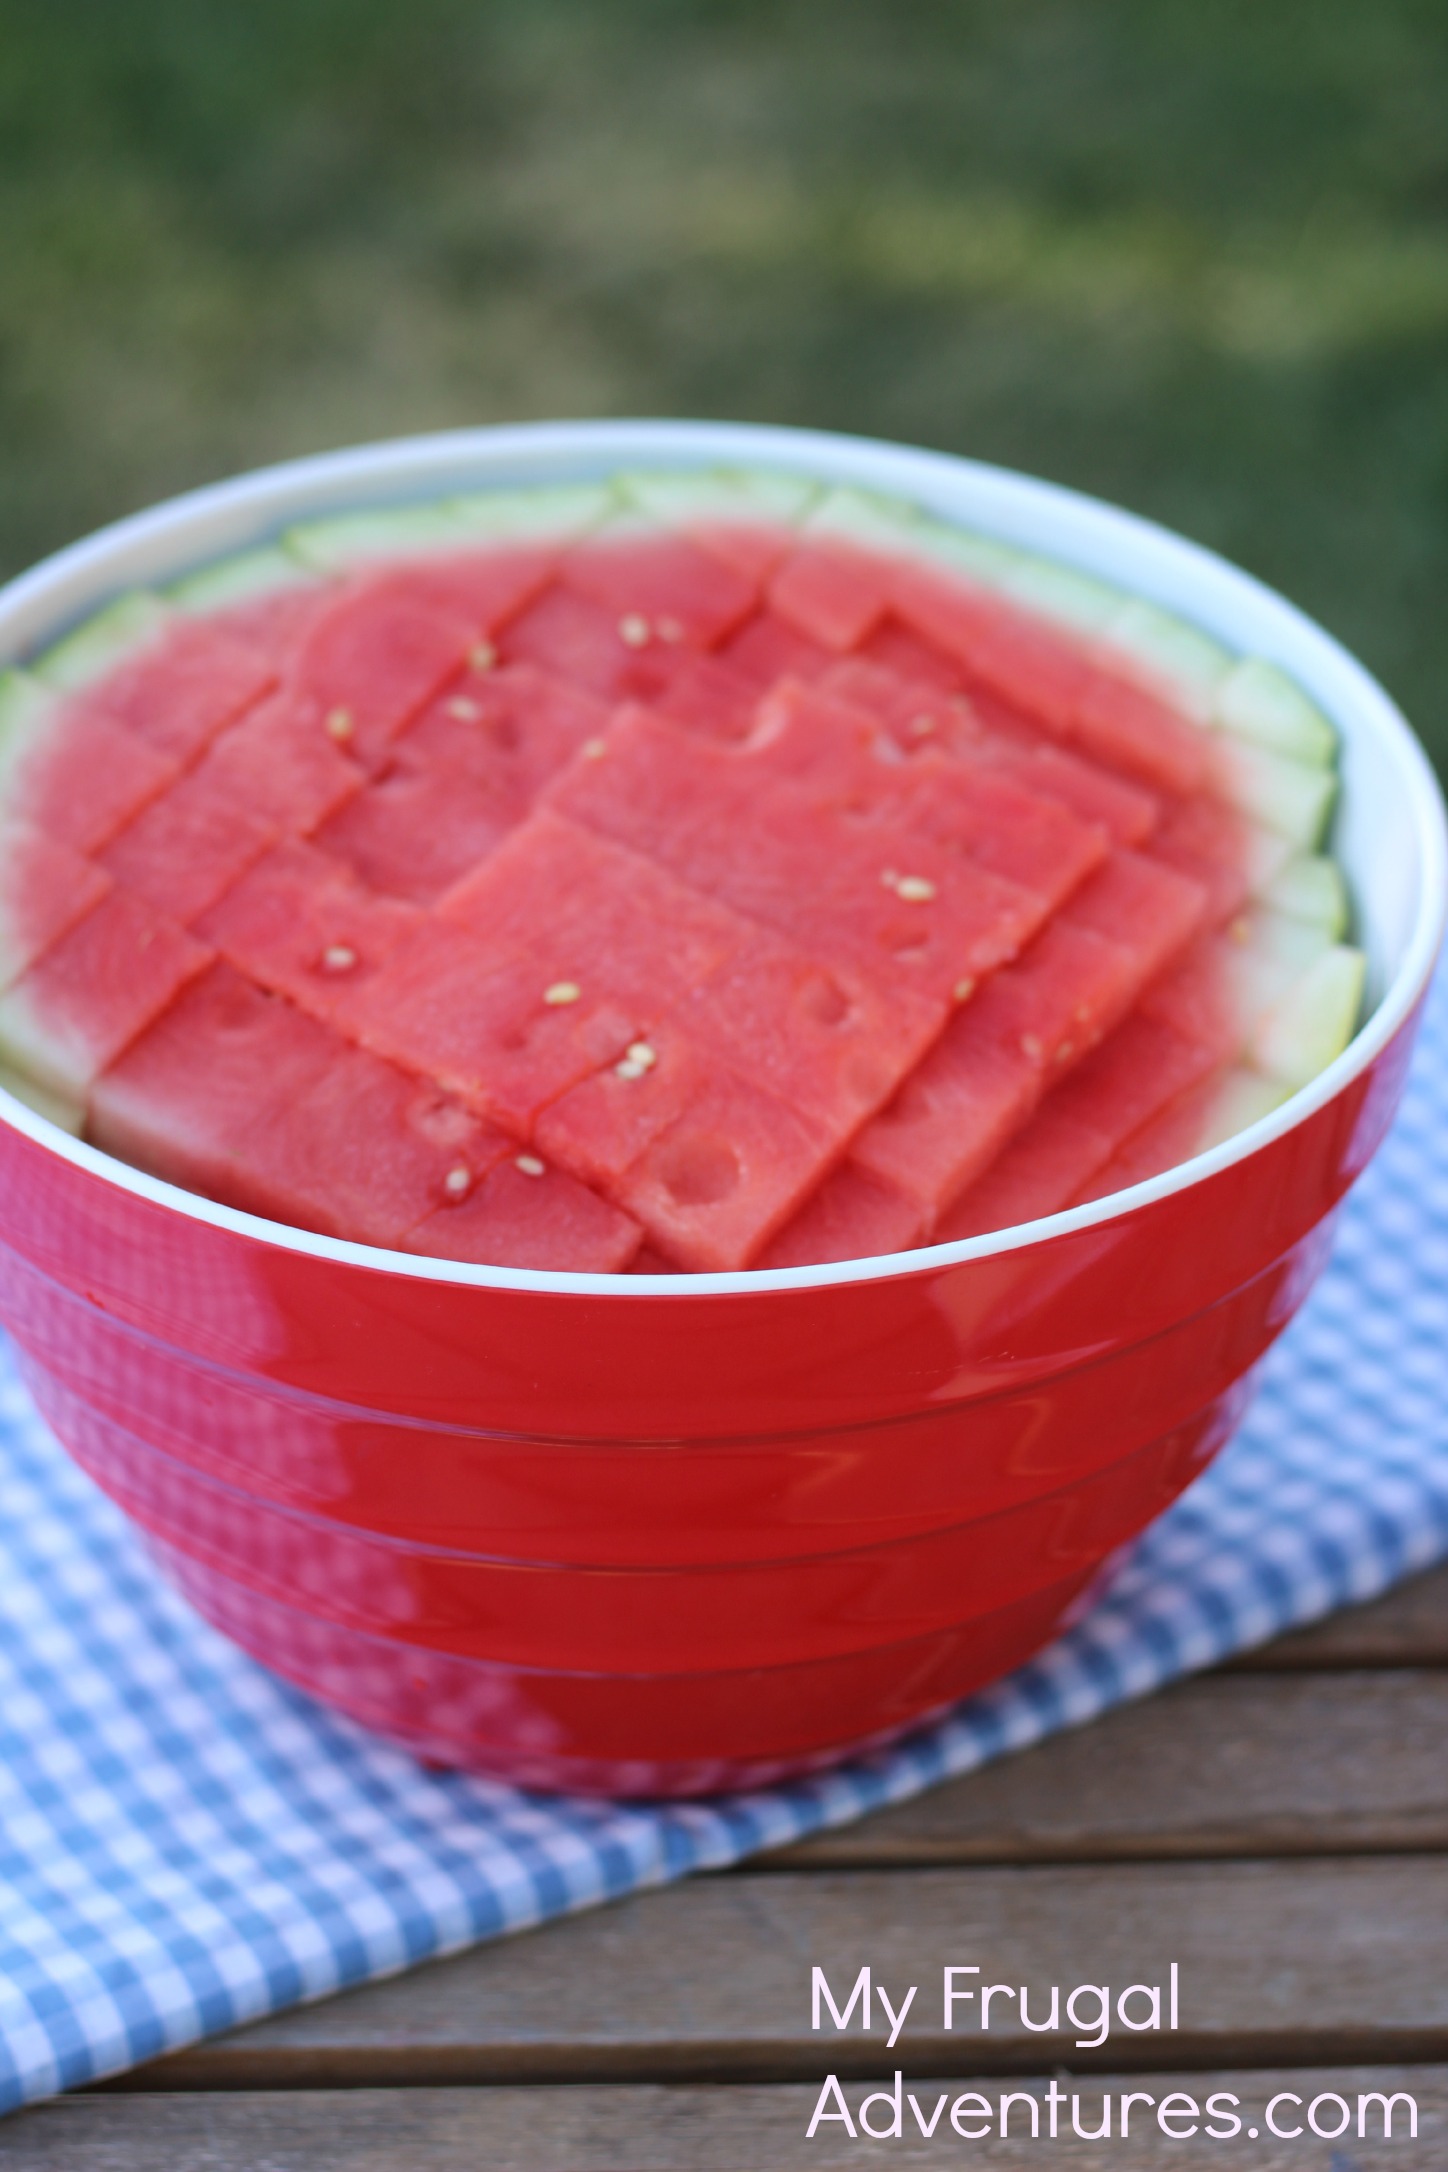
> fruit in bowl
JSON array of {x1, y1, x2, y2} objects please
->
[{"x1": 0, "y1": 422, "x2": 1439, "y2": 1796}]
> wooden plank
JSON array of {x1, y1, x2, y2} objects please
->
[
  {"x1": 116, "y1": 1858, "x2": 1448, "y2": 2089},
  {"x1": 1230, "y1": 1561, "x2": 1448, "y2": 1668},
  {"x1": 20, "y1": 2072, "x2": 1444, "y2": 2167},
  {"x1": 771, "y1": 1670, "x2": 1448, "y2": 1865}
]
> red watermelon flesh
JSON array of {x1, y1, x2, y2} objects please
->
[
  {"x1": 219, "y1": 1044, "x2": 514, "y2": 1247},
  {"x1": 87, "y1": 961, "x2": 343, "y2": 1198},
  {"x1": 1056, "y1": 850, "x2": 1208, "y2": 981},
  {"x1": 101, "y1": 770, "x2": 278, "y2": 924},
  {"x1": 818, "y1": 656, "x2": 983, "y2": 757},
  {"x1": 363, "y1": 546, "x2": 554, "y2": 638},
  {"x1": 757, "y1": 1163, "x2": 926, "y2": 1270},
  {"x1": 768, "y1": 541, "x2": 893, "y2": 651},
  {"x1": 546, "y1": 706, "x2": 1046, "y2": 1002},
  {"x1": 283, "y1": 570, "x2": 479, "y2": 773},
  {"x1": 612, "y1": 1062, "x2": 834, "y2": 1272},
  {"x1": 678, "y1": 518, "x2": 796, "y2": 584},
  {"x1": 193, "y1": 692, "x2": 365, "y2": 834},
  {"x1": 0, "y1": 495, "x2": 1294, "y2": 1272},
  {"x1": 848, "y1": 1023, "x2": 1041, "y2": 1214},
  {"x1": 0, "y1": 890, "x2": 210, "y2": 1098},
  {"x1": 1073, "y1": 670, "x2": 1208, "y2": 794},
  {"x1": 651, "y1": 651, "x2": 761, "y2": 742},
  {"x1": 562, "y1": 531, "x2": 759, "y2": 648},
  {"x1": 746, "y1": 678, "x2": 1110, "y2": 910},
  {"x1": 405, "y1": 1152, "x2": 642, "y2": 1273},
  {"x1": 988, "y1": 742, "x2": 1159, "y2": 848},
  {"x1": 498, "y1": 583, "x2": 668, "y2": 701},
  {"x1": 315, "y1": 663, "x2": 610, "y2": 901},
  {"x1": 76, "y1": 616, "x2": 277, "y2": 762},
  {"x1": 718, "y1": 609, "x2": 835, "y2": 690},
  {"x1": 858, "y1": 615, "x2": 964, "y2": 691},
  {"x1": 2, "y1": 707, "x2": 177, "y2": 855},
  {"x1": 0, "y1": 824, "x2": 111, "y2": 990},
  {"x1": 197, "y1": 840, "x2": 427, "y2": 1030},
  {"x1": 937, "y1": 1104, "x2": 1116, "y2": 1242}
]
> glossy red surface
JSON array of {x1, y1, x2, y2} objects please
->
[{"x1": 0, "y1": 997, "x2": 1423, "y2": 1792}]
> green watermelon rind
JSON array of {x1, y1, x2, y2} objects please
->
[
  {"x1": 30, "y1": 592, "x2": 170, "y2": 693},
  {"x1": 167, "y1": 547, "x2": 319, "y2": 615},
  {"x1": 0, "y1": 1056, "x2": 82, "y2": 1134}
]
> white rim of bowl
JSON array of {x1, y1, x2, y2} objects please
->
[{"x1": 0, "y1": 418, "x2": 1443, "y2": 1298}]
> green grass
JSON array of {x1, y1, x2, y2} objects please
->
[{"x1": 3, "y1": 0, "x2": 1447, "y2": 766}]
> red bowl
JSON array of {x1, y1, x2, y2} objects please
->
[{"x1": 1, "y1": 422, "x2": 1442, "y2": 1796}]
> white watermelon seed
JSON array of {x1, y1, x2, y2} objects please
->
[
  {"x1": 325, "y1": 708, "x2": 354, "y2": 742},
  {"x1": 443, "y1": 1164, "x2": 472, "y2": 1198},
  {"x1": 469, "y1": 641, "x2": 497, "y2": 671},
  {"x1": 953, "y1": 977, "x2": 976, "y2": 1002},
  {"x1": 909, "y1": 714, "x2": 936, "y2": 737},
  {"x1": 321, "y1": 944, "x2": 358, "y2": 973},
  {"x1": 447, "y1": 696, "x2": 481, "y2": 721},
  {"x1": 515, "y1": 1153, "x2": 546, "y2": 1177},
  {"x1": 582, "y1": 737, "x2": 608, "y2": 761},
  {"x1": 897, "y1": 875, "x2": 937, "y2": 902},
  {"x1": 544, "y1": 981, "x2": 582, "y2": 1006},
  {"x1": 618, "y1": 614, "x2": 651, "y2": 648}
]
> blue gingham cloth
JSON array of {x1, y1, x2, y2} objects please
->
[{"x1": 3, "y1": 981, "x2": 1447, "y2": 2118}]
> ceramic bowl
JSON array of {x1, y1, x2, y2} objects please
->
[{"x1": 1, "y1": 421, "x2": 1442, "y2": 1795}]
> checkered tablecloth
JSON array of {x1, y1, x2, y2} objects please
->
[{"x1": 2, "y1": 978, "x2": 1446, "y2": 2119}]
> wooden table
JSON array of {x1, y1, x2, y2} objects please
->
[{"x1": 7, "y1": 1565, "x2": 1448, "y2": 2167}]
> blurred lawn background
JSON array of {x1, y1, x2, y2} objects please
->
[{"x1": 2, "y1": 0, "x2": 1445, "y2": 767}]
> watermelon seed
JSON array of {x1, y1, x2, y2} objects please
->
[
  {"x1": 582, "y1": 737, "x2": 608, "y2": 761},
  {"x1": 469, "y1": 641, "x2": 497, "y2": 672},
  {"x1": 325, "y1": 707, "x2": 354, "y2": 743},
  {"x1": 443, "y1": 1164, "x2": 472, "y2": 1199},
  {"x1": 657, "y1": 616, "x2": 685, "y2": 643},
  {"x1": 321, "y1": 944, "x2": 358, "y2": 973},
  {"x1": 909, "y1": 714, "x2": 936, "y2": 737},
  {"x1": 515, "y1": 1153, "x2": 546, "y2": 1177},
  {"x1": 897, "y1": 875, "x2": 937, "y2": 902},
  {"x1": 615, "y1": 1039, "x2": 658, "y2": 1080},
  {"x1": 1022, "y1": 1034, "x2": 1044, "y2": 1061},
  {"x1": 544, "y1": 981, "x2": 582, "y2": 1006},
  {"x1": 447, "y1": 696, "x2": 482, "y2": 721},
  {"x1": 618, "y1": 614, "x2": 651, "y2": 648},
  {"x1": 953, "y1": 977, "x2": 977, "y2": 1002}
]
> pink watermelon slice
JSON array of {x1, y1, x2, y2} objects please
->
[{"x1": 0, "y1": 484, "x2": 1352, "y2": 1273}]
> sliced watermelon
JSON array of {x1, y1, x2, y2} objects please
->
[
  {"x1": 1057, "y1": 850, "x2": 1209, "y2": 984},
  {"x1": 1072, "y1": 670, "x2": 1208, "y2": 794},
  {"x1": 279, "y1": 567, "x2": 479, "y2": 773},
  {"x1": 68, "y1": 615, "x2": 277, "y2": 763},
  {"x1": 0, "y1": 823, "x2": 111, "y2": 991},
  {"x1": 101, "y1": 771, "x2": 278, "y2": 924},
  {"x1": 848, "y1": 1027, "x2": 1040, "y2": 1216},
  {"x1": 197, "y1": 840, "x2": 427, "y2": 1028},
  {"x1": 987, "y1": 740, "x2": 1159, "y2": 846},
  {"x1": 497, "y1": 581, "x2": 669, "y2": 700},
  {"x1": 316, "y1": 662, "x2": 610, "y2": 900},
  {"x1": 1214, "y1": 657, "x2": 1336, "y2": 765},
  {"x1": 651, "y1": 650, "x2": 761, "y2": 741},
  {"x1": 611, "y1": 1062, "x2": 833, "y2": 1272},
  {"x1": 192, "y1": 691, "x2": 365, "y2": 834},
  {"x1": 756, "y1": 1163, "x2": 925, "y2": 1269},
  {"x1": 0, "y1": 671, "x2": 178, "y2": 854},
  {"x1": 405, "y1": 1152, "x2": 642, "y2": 1272},
  {"x1": 219, "y1": 1045, "x2": 514, "y2": 1247},
  {"x1": 0, "y1": 891, "x2": 211, "y2": 1099},
  {"x1": 88, "y1": 961, "x2": 342, "y2": 1198},
  {"x1": 719, "y1": 609, "x2": 835, "y2": 689},
  {"x1": 767, "y1": 542, "x2": 892, "y2": 651},
  {"x1": 562, "y1": 527, "x2": 759, "y2": 648},
  {"x1": 1098, "y1": 597, "x2": 1233, "y2": 724},
  {"x1": 937, "y1": 1104, "x2": 1114, "y2": 1241}
]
